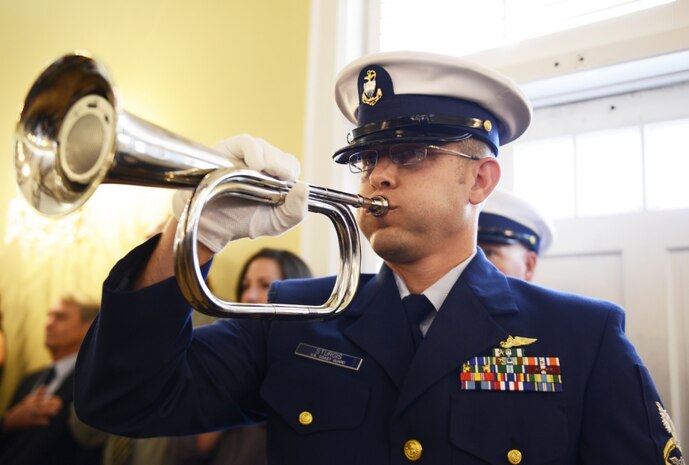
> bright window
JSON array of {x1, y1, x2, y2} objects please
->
[
  {"x1": 512, "y1": 118, "x2": 689, "y2": 218},
  {"x1": 576, "y1": 127, "x2": 643, "y2": 216},
  {"x1": 379, "y1": 0, "x2": 675, "y2": 56},
  {"x1": 513, "y1": 137, "x2": 575, "y2": 220},
  {"x1": 644, "y1": 119, "x2": 689, "y2": 211}
]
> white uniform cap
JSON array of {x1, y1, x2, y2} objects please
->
[
  {"x1": 332, "y1": 51, "x2": 532, "y2": 161},
  {"x1": 479, "y1": 189, "x2": 555, "y2": 254}
]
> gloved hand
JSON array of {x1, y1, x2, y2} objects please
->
[{"x1": 172, "y1": 134, "x2": 309, "y2": 253}]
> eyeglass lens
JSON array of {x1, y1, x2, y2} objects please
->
[{"x1": 348, "y1": 143, "x2": 429, "y2": 173}]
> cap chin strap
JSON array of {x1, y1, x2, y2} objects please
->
[
  {"x1": 347, "y1": 114, "x2": 487, "y2": 143},
  {"x1": 478, "y1": 226, "x2": 539, "y2": 253}
]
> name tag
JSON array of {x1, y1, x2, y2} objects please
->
[{"x1": 294, "y1": 343, "x2": 363, "y2": 371}]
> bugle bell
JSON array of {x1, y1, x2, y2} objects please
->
[{"x1": 14, "y1": 51, "x2": 388, "y2": 319}]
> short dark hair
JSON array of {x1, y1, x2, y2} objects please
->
[
  {"x1": 235, "y1": 248, "x2": 312, "y2": 300},
  {"x1": 60, "y1": 292, "x2": 100, "y2": 322}
]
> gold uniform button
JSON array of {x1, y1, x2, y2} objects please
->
[
  {"x1": 298, "y1": 411, "x2": 313, "y2": 426},
  {"x1": 403, "y1": 439, "x2": 423, "y2": 461},
  {"x1": 507, "y1": 449, "x2": 522, "y2": 464}
]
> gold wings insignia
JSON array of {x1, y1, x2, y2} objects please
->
[{"x1": 499, "y1": 335, "x2": 538, "y2": 349}]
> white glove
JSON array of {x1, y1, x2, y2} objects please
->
[{"x1": 172, "y1": 134, "x2": 309, "y2": 253}]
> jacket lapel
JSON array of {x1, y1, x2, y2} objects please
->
[
  {"x1": 343, "y1": 266, "x2": 417, "y2": 390},
  {"x1": 396, "y1": 250, "x2": 519, "y2": 413}
]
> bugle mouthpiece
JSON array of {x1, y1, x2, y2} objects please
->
[{"x1": 362, "y1": 195, "x2": 388, "y2": 217}]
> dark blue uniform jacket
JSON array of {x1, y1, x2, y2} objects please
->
[{"x1": 74, "y1": 237, "x2": 682, "y2": 465}]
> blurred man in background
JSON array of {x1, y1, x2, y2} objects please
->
[
  {"x1": 478, "y1": 188, "x2": 555, "y2": 281},
  {"x1": 0, "y1": 293, "x2": 101, "y2": 465}
]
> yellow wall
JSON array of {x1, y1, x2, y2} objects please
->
[{"x1": 0, "y1": 0, "x2": 310, "y2": 410}]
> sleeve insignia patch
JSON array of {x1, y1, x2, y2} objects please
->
[{"x1": 657, "y1": 402, "x2": 685, "y2": 465}]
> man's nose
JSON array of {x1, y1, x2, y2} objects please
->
[{"x1": 367, "y1": 156, "x2": 397, "y2": 189}]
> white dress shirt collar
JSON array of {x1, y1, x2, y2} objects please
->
[
  {"x1": 45, "y1": 353, "x2": 77, "y2": 395},
  {"x1": 393, "y1": 251, "x2": 476, "y2": 312}
]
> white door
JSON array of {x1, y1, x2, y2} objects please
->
[{"x1": 500, "y1": 81, "x2": 689, "y2": 448}]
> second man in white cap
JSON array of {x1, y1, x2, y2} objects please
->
[{"x1": 478, "y1": 189, "x2": 555, "y2": 281}]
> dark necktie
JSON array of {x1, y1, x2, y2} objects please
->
[
  {"x1": 42, "y1": 366, "x2": 57, "y2": 386},
  {"x1": 402, "y1": 294, "x2": 434, "y2": 349},
  {"x1": 32, "y1": 366, "x2": 57, "y2": 393}
]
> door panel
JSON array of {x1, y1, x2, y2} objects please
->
[{"x1": 536, "y1": 252, "x2": 623, "y2": 304}]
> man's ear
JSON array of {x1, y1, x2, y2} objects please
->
[
  {"x1": 469, "y1": 157, "x2": 501, "y2": 205},
  {"x1": 524, "y1": 251, "x2": 538, "y2": 282}
]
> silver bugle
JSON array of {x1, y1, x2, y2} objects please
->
[{"x1": 14, "y1": 51, "x2": 388, "y2": 319}]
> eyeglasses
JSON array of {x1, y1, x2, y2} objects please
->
[{"x1": 347, "y1": 143, "x2": 480, "y2": 174}]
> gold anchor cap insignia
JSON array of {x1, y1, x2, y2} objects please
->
[
  {"x1": 361, "y1": 69, "x2": 382, "y2": 106},
  {"x1": 499, "y1": 335, "x2": 538, "y2": 349}
]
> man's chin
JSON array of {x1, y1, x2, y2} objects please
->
[{"x1": 368, "y1": 231, "x2": 414, "y2": 263}]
